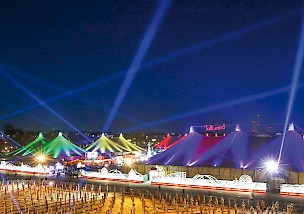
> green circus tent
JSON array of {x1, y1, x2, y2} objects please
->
[
  {"x1": 43, "y1": 132, "x2": 86, "y2": 158},
  {"x1": 86, "y1": 133, "x2": 127, "y2": 153},
  {"x1": 10, "y1": 132, "x2": 47, "y2": 156},
  {"x1": 116, "y1": 133, "x2": 145, "y2": 152}
]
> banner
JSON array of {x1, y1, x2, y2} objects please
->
[{"x1": 204, "y1": 123, "x2": 225, "y2": 131}]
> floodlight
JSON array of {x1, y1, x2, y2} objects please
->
[
  {"x1": 125, "y1": 158, "x2": 133, "y2": 166},
  {"x1": 36, "y1": 154, "x2": 46, "y2": 163},
  {"x1": 264, "y1": 160, "x2": 278, "y2": 173}
]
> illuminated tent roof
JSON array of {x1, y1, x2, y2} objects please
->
[
  {"x1": 152, "y1": 134, "x2": 186, "y2": 150},
  {"x1": 116, "y1": 133, "x2": 145, "y2": 152},
  {"x1": 148, "y1": 123, "x2": 304, "y2": 172},
  {"x1": 86, "y1": 133, "x2": 127, "y2": 153},
  {"x1": 190, "y1": 128, "x2": 249, "y2": 168},
  {"x1": 10, "y1": 132, "x2": 47, "y2": 156},
  {"x1": 247, "y1": 123, "x2": 304, "y2": 171},
  {"x1": 43, "y1": 132, "x2": 85, "y2": 158},
  {"x1": 147, "y1": 132, "x2": 223, "y2": 166},
  {"x1": 152, "y1": 134, "x2": 173, "y2": 149},
  {"x1": 148, "y1": 125, "x2": 251, "y2": 168}
]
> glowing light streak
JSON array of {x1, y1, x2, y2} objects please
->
[
  {"x1": 245, "y1": 127, "x2": 304, "y2": 171},
  {"x1": 0, "y1": 66, "x2": 124, "y2": 121},
  {"x1": 278, "y1": 7, "x2": 304, "y2": 164},
  {"x1": 5, "y1": 67, "x2": 164, "y2": 132},
  {"x1": 151, "y1": 132, "x2": 205, "y2": 166},
  {"x1": 144, "y1": 9, "x2": 298, "y2": 68},
  {"x1": 126, "y1": 84, "x2": 304, "y2": 132},
  {"x1": 102, "y1": 0, "x2": 172, "y2": 131},
  {"x1": 0, "y1": 69, "x2": 92, "y2": 143},
  {"x1": 0, "y1": 9, "x2": 295, "y2": 127},
  {"x1": 0, "y1": 131, "x2": 23, "y2": 148},
  {"x1": 212, "y1": 132, "x2": 238, "y2": 167}
]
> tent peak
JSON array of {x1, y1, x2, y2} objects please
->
[
  {"x1": 38, "y1": 132, "x2": 43, "y2": 138},
  {"x1": 235, "y1": 124, "x2": 241, "y2": 132},
  {"x1": 58, "y1": 132, "x2": 63, "y2": 136},
  {"x1": 189, "y1": 126, "x2": 195, "y2": 133},
  {"x1": 288, "y1": 123, "x2": 295, "y2": 131}
]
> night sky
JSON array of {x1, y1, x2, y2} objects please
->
[{"x1": 0, "y1": 0, "x2": 303, "y2": 133}]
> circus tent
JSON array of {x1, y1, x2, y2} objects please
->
[
  {"x1": 116, "y1": 133, "x2": 145, "y2": 152},
  {"x1": 147, "y1": 125, "x2": 259, "y2": 168},
  {"x1": 43, "y1": 132, "x2": 86, "y2": 158},
  {"x1": 247, "y1": 123, "x2": 304, "y2": 171},
  {"x1": 147, "y1": 124, "x2": 304, "y2": 172},
  {"x1": 10, "y1": 132, "x2": 47, "y2": 156},
  {"x1": 189, "y1": 125, "x2": 249, "y2": 168},
  {"x1": 147, "y1": 131, "x2": 223, "y2": 166},
  {"x1": 85, "y1": 133, "x2": 127, "y2": 153},
  {"x1": 152, "y1": 133, "x2": 186, "y2": 150}
]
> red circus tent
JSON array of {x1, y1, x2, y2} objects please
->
[
  {"x1": 152, "y1": 133, "x2": 186, "y2": 150},
  {"x1": 147, "y1": 131, "x2": 223, "y2": 166}
]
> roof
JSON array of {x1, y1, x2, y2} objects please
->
[
  {"x1": 148, "y1": 124, "x2": 304, "y2": 172},
  {"x1": 10, "y1": 132, "x2": 47, "y2": 156},
  {"x1": 43, "y1": 132, "x2": 86, "y2": 158},
  {"x1": 116, "y1": 133, "x2": 145, "y2": 152},
  {"x1": 85, "y1": 133, "x2": 127, "y2": 153},
  {"x1": 152, "y1": 133, "x2": 185, "y2": 150}
]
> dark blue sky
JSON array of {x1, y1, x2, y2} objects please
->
[{"x1": 0, "y1": 0, "x2": 303, "y2": 133}]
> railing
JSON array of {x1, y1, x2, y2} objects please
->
[
  {"x1": 151, "y1": 172, "x2": 266, "y2": 193},
  {"x1": 81, "y1": 168, "x2": 144, "y2": 183}
]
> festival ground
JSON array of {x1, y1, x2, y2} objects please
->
[{"x1": 0, "y1": 179, "x2": 300, "y2": 214}]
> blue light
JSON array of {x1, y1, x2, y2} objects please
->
[
  {"x1": 102, "y1": 0, "x2": 172, "y2": 131},
  {"x1": 4, "y1": 65, "x2": 163, "y2": 132},
  {"x1": 143, "y1": 9, "x2": 297, "y2": 69},
  {"x1": 0, "y1": 69, "x2": 92, "y2": 143},
  {"x1": 126, "y1": 84, "x2": 304, "y2": 132},
  {"x1": 278, "y1": 6, "x2": 304, "y2": 164},
  {"x1": 0, "y1": 9, "x2": 296, "y2": 129}
]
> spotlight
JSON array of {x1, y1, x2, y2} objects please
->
[
  {"x1": 125, "y1": 158, "x2": 133, "y2": 167},
  {"x1": 264, "y1": 159, "x2": 279, "y2": 173},
  {"x1": 36, "y1": 154, "x2": 46, "y2": 163}
]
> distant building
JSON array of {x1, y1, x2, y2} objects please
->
[{"x1": 252, "y1": 114, "x2": 263, "y2": 134}]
